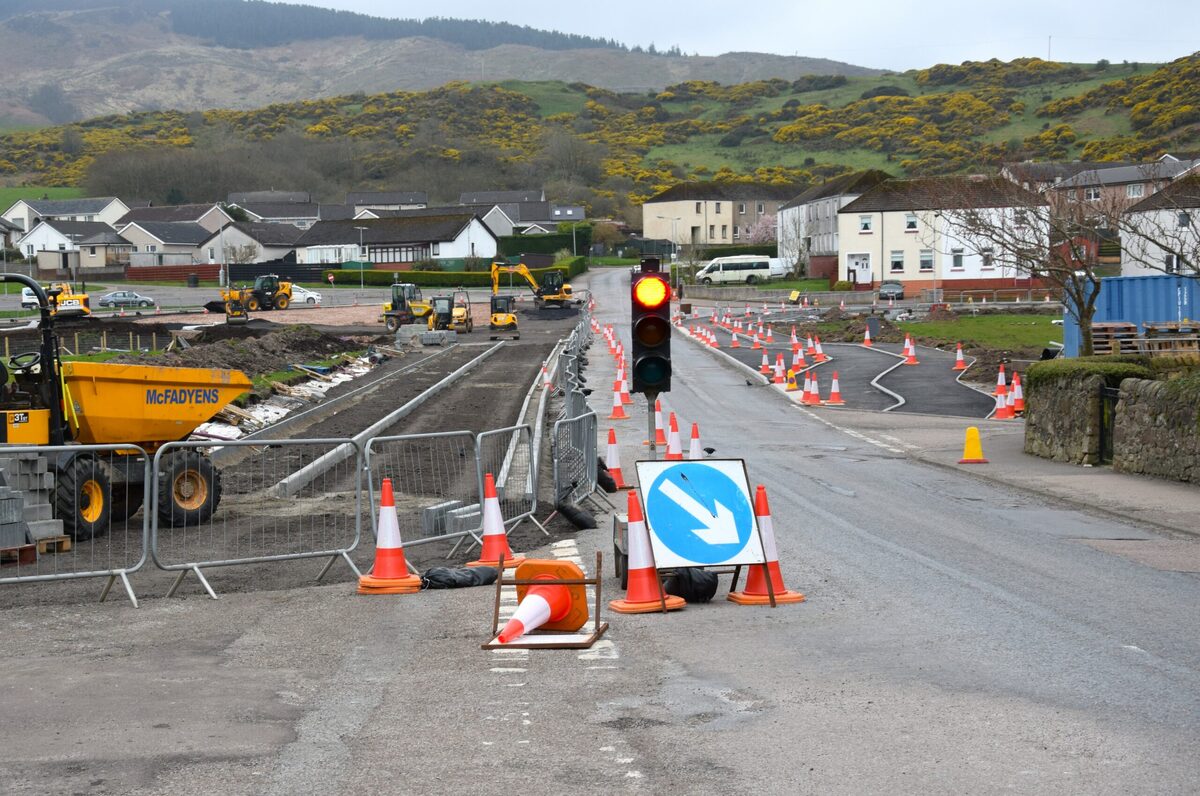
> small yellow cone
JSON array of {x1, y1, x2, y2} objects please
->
[
  {"x1": 785, "y1": 368, "x2": 799, "y2": 392},
  {"x1": 958, "y1": 426, "x2": 988, "y2": 464}
]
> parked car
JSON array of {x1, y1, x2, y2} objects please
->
[
  {"x1": 20, "y1": 287, "x2": 38, "y2": 309},
  {"x1": 878, "y1": 280, "x2": 904, "y2": 301},
  {"x1": 98, "y1": 290, "x2": 155, "y2": 308},
  {"x1": 292, "y1": 285, "x2": 322, "y2": 305}
]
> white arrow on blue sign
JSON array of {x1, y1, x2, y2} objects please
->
[{"x1": 634, "y1": 459, "x2": 765, "y2": 569}]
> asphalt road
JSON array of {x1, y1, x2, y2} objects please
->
[{"x1": 1, "y1": 267, "x2": 1197, "y2": 794}]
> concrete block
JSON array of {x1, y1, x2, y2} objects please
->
[
  {"x1": 0, "y1": 496, "x2": 23, "y2": 524},
  {"x1": 393, "y1": 324, "x2": 428, "y2": 344},
  {"x1": 421, "y1": 499, "x2": 464, "y2": 536},
  {"x1": 418, "y1": 331, "x2": 456, "y2": 346},
  {"x1": 446, "y1": 504, "x2": 482, "y2": 535},
  {"x1": 0, "y1": 520, "x2": 29, "y2": 548},
  {"x1": 21, "y1": 503, "x2": 52, "y2": 522},
  {"x1": 26, "y1": 519, "x2": 64, "y2": 540}
]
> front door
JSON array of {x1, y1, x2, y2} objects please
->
[{"x1": 848, "y1": 253, "x2": 872, "y2": 285}]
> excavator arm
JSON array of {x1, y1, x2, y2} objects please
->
[{"x1": 490, "y1": 262, "x2": 542, "y2": 298}]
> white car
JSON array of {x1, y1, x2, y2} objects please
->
[{"x1": 292, "y1": 285, "x2": 322, "y2": 305}]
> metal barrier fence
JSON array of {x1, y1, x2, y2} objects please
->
[
  {"x1": 477, "y1": 424, "x2": 545, "y2": 536},
  {"x1": 0, "y1": 444, "x2": 150, "y2": 606},
  {"x1": 150, "y1": 438, "x2": 362, "y2": 599},
  {"x1": 551, "y1": 411, "x2": 598, "y2": 506}
]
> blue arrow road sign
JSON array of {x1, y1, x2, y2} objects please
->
[{"x1": 637, "y1": 459, "x2": 763, "y2": 568}]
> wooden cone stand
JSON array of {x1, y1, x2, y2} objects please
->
[{"x1": 481, "y1": 552, "x2": 609, "y2": 650}]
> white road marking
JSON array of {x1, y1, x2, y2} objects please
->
[{"x1": 794, "y1": 405, "x2": 905, "y2": 454}]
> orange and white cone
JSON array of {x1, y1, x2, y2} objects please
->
[
  {"x1": 903, "y1": 337, "x2": 920, "y2": 365},
  {"x1": 792, "y1": 347, "x2": 807, "y2": 372},
  {"x1": 730, "y1": 332, "x2": 740, "y2": 348},
  {"x1": 993, "y1": 385, "x2": 1013, "y2": 420},
  {"x1": 806, "y1": 335, "x2": 816, "y2": 357},
  {"x1": 1012, "y1": 372, "x2": 1025, "y2": 414},
  {"x1": 765, "y1": 327, "x2": 775, "y2": 344},
  {"x1": 468, "y1": 473, "x2": 525, "y2": 569},
  {"x1": 773, "y1": 353, "x2": 786, "y2": 384},
  {"x1": 805, "y1": 370, "x2": 823, "y2": 405},
  {"x1": 790, "y1": 327, "x2": 799, "y2": 346},
  {"x1": 759, "y1": 350, "x2": 771, "y2": 374},
  {"x1": 358, "y1": 478, "x2": 422, "y2": 594},
  {"x1": 840, "y1": 298, "x2": 845, "y2": 311},
  {"x1": 618, "y1": 366, "x2": 633, "y2": 405},
  {"x1": 953, "y1": 342, "x2": 968, "y2": 371},
  {"x1": 814, "y1": 336, "x2": 827, "y2": 362},
  {"x1": 687, "y1": 423, "x2": 703, "y2": 460},
  {"x1": 542, "y1": 364, "x2": 552, "y2": 389},
  {"x1": 994, "y1": 364, "x2": 1006, "y2": 395},
  {"x1": 729, "y1": 485, "x2": 805, "y2": 605},
  {"x1": 610, "y1": 490, "x2": 686, "y2": 614},
  {"x1": 496, "y1": 561, "x2": 587, "y2": 643},
  {"x1": 608, "y1": 380, "x2": 629, "y2": 420},
  {"x1": 665, "y1": 412, "x2": 684, "y2": 460},
  {"x1": 606, "y1": 428, "x2": 629, "y2": 489},
  {"x1": 752, "y1": 333, "x2": 762, "y2": 350},
  {"x1": 863, "y1": 327, "x2": 872, "y2": 347},
  {"x1": 825, "y1": 371, "x2": 846, "y2": 405},
  {"x1": 645, "y1": 399, "x2": 668, "y2": 447},
  {"x1": 709, "y1": 328, "x2": 720, "y2": 349}
]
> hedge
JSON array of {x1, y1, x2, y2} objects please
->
[
  {"x1": 1026, "y1": 356, "x2": 1154, "y2": 391},
  {"x1": 322, "y1": 258, "x2": 587, "y2": 289},
  {"x1": 499, "y1": 228, "x2": 593, "y2": 257},
  {"x1": 697, "y1": 244, "x2": 777, "y2": 258}
]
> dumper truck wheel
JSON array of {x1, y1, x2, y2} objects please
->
[
  {"x1": 275, "y1": 294, "x2": 290, "y2": 310},
  {"x1": 55, "y1": 456, "x2": 112, "y2": 541},
  {"x1": 385, "y1": 316, "x2": 399, "y2": 332},
  {"x1": 157, "y1": 451, "x2": 221, "y2": 527},
  {"x1": 246, "y1": 297, "x2": 261, "y2": 312},
  {"x1": 110, "y1": 482, "x2": 144, "y2": 523}
]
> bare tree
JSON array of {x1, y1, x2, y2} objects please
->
[{"x1": 1116, "y1": 173, "x2": 1200, "y2": 278}]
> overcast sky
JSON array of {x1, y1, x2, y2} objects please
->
[{"x1": 278, "y1": 0, "x2": 1199, "y2": 70}]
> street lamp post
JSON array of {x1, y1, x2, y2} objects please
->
[
  {"x1": 656, "y1": 215, "x2": 680, "y2": 261},
  {"x1": 354, "y1": 226, "x2": 368, "y2": 292}
]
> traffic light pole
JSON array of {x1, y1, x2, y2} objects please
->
[{"x1": 645, "y1": 390, "x2": 659, "y2": 461}]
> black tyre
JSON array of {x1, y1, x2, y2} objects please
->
[
  {"x1": 55, "y1": 456, "x2": 112, "y2": 541},
  {"x1": 702, "y1": 278, "x2": 713, "y2": 285},
  {"x1": 385, "y1": 316, "x2": 399, "y2": 332},
  {"x1": 746, "y1": 275, "x2": 757, "y2": 284},
  {"x1": 275, "y1": 294, "x2": 290, "y2": 310},
  {"x1": 246, "y1": 296, "x2": 261, "y2": 312},
  {"x1": 138, "y1": 300, "x2": 150, "y2": 308},
  {"x1": 157, "y1": 451, "x2": 221, "y2": 527},
  {"x1": 110, "y1": 482, "x2": 145, "y2": 523},
  {"x1": 307, "y1": 297, "x2": 317, "y2": 305}
]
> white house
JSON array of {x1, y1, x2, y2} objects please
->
[
  {"x1": 294, "y1": 214, "x2": 498, "y2": 265},
  {"x1": 1121, "y1": 172, "x2": 1200, "y2": 277},
  {"x1": 117, "y1": 221, "x2": 212, "y2": 266},
  {"x1": 837, "y1": 176, "x2": 1048, "y2": 292},
  {"x1": 16, "y1": 219, "x2": 114, "y2": 259},
  {"x1": 2, "y1": 196, "x2": 129, "y2": 235},
  {"x1": 355, "y1": 205, "x2": 517, "y2": 238},
  {"x1": 777, "y1": 170, "x2": 892, "y2": 282},
  {"x1": 199, "y1": 222, "x2": 306, "y2": 264}
]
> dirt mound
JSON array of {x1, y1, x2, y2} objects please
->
[
  {"x1": 927, "y1": 306, "x2": 959, "y2": 321},
  {"x1": 117, "y1": 325, "x2": 358, "y2": 375}
]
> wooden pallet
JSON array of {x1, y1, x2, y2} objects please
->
[
  {"x1": 1091, "y1": 322, "x2": 1140, "y2": 355},
  {"x1": 35, "y1": 535, "x2": 72, "y2": 555},
  {"x1": 1, "y1": 544, "x2": 37, "y2": 566}
]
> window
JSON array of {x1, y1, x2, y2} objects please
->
[
  {"x1": 1014, "y1": 209, "x2": 1029, "y2": 227},
  {"x1": 733, "y1": 225, "x2": 740, "y2": 239},
  {"x1": 1165, "y1": 254, "x2": 1180, "y2": 274},
  {"x1": 148, "y1": 244, "x2": 157, "y2": 252},
  {"x1": 1179, "y1": 212, "x2": 1191, "y2": 228},
  {"x1": 432, "y1": 243, "x2": 440, "y2": 255},
  {"x1": 1067, "y1": 190, "x2": 1077, "y2": 202},
  {"x1": 1084, "y1": 187, "x2": 1101, "y2": 201},
  {"x1": 715, "y1": 202, "x2": 722, "y2": 214},
  {"x1": 58, "y1": 243, "x2": 65, "y2": 251},
  {"x1": 1127, "y1": 184, "x2": 1145, "y2": 199},
  {"x1": 905, "y1": 213, "x2": 918, "y2": 231},
  {"x1": 859, "y1": 215, "x2": 873, "y2": 232},
  {"x1": 719, "y1": 225, "x2": 726, "y2": 239},
  {"x1": 553, "y1": 209, "x2": 561, "y2": 216},
  {"x1": 738, "y1": 203, "x2": 746, "y2": 214},
  {"x1": 890, "y1": 250, "x2": 904, "y2": 272},
  {"x1": 919, "y1": 249, "x2": 934, "y2": 271},
  {"x1": 757, "y1": 203, "x2": 765, "y2": 214},
  {"x1": 709, "y1": 224, "x2": 715, "y2": 238},
  {"x1": 88, "y1": 246, "x2": 96, "y2": 256},
  {"x1": 695, "y1": 202, "x2": 701, "y2": 213},
  {"x1": 208, "y1": 247, "x2": 215, "y2": 260},
  {"x1": 951, "y1": 248, "x2": 964, "y2": 269},
  {"x1": 26, "y1": 244, "x2": 33, "y2": 255},
  {"x1": 981, "y1": 247, "x2": 994, "y2": 269}
]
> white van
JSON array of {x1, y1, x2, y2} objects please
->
[
  {"x1": 695, "y1": 255, "x2": 773, "y2": 285},
  {"x1": 20, "y1": 287, "x2": 38, "y2": 309}
]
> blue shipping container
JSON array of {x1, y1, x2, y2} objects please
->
[{"x1": 1064, "y1": 274, "x2": 1198, "y2": 356}]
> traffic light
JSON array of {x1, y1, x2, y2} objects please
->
[{"x1": 630, "y1": 257, "x2": 671, "y2": 394}]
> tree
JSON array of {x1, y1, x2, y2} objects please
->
[
  {"x1": 747, "y1": 213, "x2": 777, "y2": 244},
  {"x1": 1117, "y1": 173, "x2": 1200, "y2": 278}
]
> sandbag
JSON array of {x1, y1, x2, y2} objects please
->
[
  {"x1": 556, "y1": 501, "x2": 597, "y2": 529},
  {"x1": 663, "y1": 567, "x2": 718, "y2": 602},
  {"x1": 421, "y1": 566, "x2": 497, "y2": 589},
  {"x1": 596, "y1": 468, "x2": 617, "y2": 494}
]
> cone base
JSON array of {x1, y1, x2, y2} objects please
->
[
  {"x1": 953, "y1": 364, "x2": 968, "y2": 371},
  {"x1": 608, "y1": 411, "x2": 629, "y2": 420},
  {"x1": 609, "y1": 594, "x2": 686, "y2": 614},
  {"x1": 958, "y1": 457, "x2": 989, "y2": 464},
  {"x1": 728, "y1": 589, "x2": 806, "y2": 605},
  {"x1": 824, "y1": 398, "x2": 846, "y2": 406},
  {"x1": 903, "y1": 359, "x2": 920, "y2": 366},
  {"x1": 357, "y1": 573, "x2": 422, "y2": 594},
  {"x1": 467, "y1": 556, "x2": 525, "y2": 569}
]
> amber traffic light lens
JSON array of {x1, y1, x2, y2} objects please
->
[
  {"x1": 633, "y1": 315, "x2": 670, "y2": 347},
  {"x1": 633, "y1": 276, "x2": 670, "y2": 308}
]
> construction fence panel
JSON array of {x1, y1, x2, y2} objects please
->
[
  {"x1": 150, "y1": 438, "x2": 362, "y2": 597},
  {"x1": 0, "y1": 444, "x2": 150, "y2": 605},
  {"x1": 363, "y1": 431, "x2": 481, "y2": 548},
  {"x1": 551, "y1": 411, "x2": 597, "y2": 505},
  {"x1": 476, "y1": 424, "x2": 537, "y2": 525}
]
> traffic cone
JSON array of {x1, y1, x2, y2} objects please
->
[
  {"x1": 357, "y1": 478, "x2": 422, "y2": 594},
  {"x1": 773, "y1": 353, "x2": 786, "y2": 384},
  {"x1": 730, "y1": 332, "x2": 740, "y2": 348},
  {"x1": 709, "y1": 328, "x2": 720, "y2": 349},
  {"x1": 805, "y1": 334, "x2": 816, "y2": 356},
  {"x1": 496, "y1": 560, "x2": 590, "y2": 643},
  {"x1": 863, "y1": 327, "x2": 872, "y2": 347},
  {"x1": 994, "y1": 364, "x2": 1006, "y2": 395},
  {"x1": 765, "y1": 327, "x2": 775, "y2": 344},
  {"x1": 814, "y1": 336, "x2": 828, "y2": 362},
  {"x1": 903, "y1": 337, "x2": 920, "y2": 365},
  {"x1": 687, "y1": 423, "x2": 703, "y2": 460},
  {"x1": 618, "y1": 366, "x2": 633, "y2": 405},
  {"x1": 785, "y1": 368, "x2": 799, "y2": 392},
  {"x1": 953, "y1": 342, "x2": 968, "y2": 371},
  {"x1": 610, "y1": 490, "x2": 685, "y2": 614},
  {"x1": 646, "y1": 399, "x2": 667, "y2": 447},
  {"x1": 759, "y1": 350, "x2": 771, "y2": 374},
  {"x1": 825, "y1": 371, "x2": 846, "y2": 405},
  {"x1": 1011, "y1": 372, "x2": 1025, "y2": 415},
  {"x1": 840, "y1": 299, "x2": 845, "y2": 311},
  {"x1": 467, "y1": 473, "x2": 525, "y2": 569},
  {"x1": 607, "y1": 381, "x2": 628, "y2": 420},
  {"x1": 792, "y1": 347, "x2": 807, "y2": 372},
  {"x1": 541, "y1": 364, "x2": 551, "y2": 389},
  {"x1": 606, "y1": 428, "x2": 629, "y2": 489},
  {"x1": 665, "y1": 412, "x2": 684, "y2": 460},
  {"x1": 728, "y1": 486, "x2": 805, "y2": 605},
  {"x1": 790, "y1": 327, "x2": 798, "y2": 346},
  {"x1": 993, "y1": 385, "x2": 1013, "y2": 420},
  {"x1": 805, "y1": 370, "x2": 823, "y2": 405},
  {"x1": 958, "y1": 426, "x2": 989, "y2": 464},
  {"x1": 752, "y1": 333, "x2": 762, "y2": 350}
]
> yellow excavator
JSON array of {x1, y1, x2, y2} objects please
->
[
  {"x1": 489, "y1": 262, "x2": 576, "y2": 309},
  {"x1": 381, "y1": 282, "x2": 433, "y2": 332},
  {"x1": 45, "y1": 282, "x2": 91, "y2": 318}
]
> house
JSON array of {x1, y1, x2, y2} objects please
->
[
  {"x1": 1000, "y1": 160, "x2": 1129, "y2": 193},
  {"x1": 198, "y1": 222, "x2": 307, "y2": 264},
  {"x1": 359, "y1": 205, "x2": 518, "y2": 239},
  {"x1": 2, "y1": 196, "x2": 129, "y2": 235},
  {"x1": 230, "y1": 202, "x2": 321, "y2": 228},
  {"x1": 641, "y1": 182, "x2": 799, "y2": 248},
  {"x1": 294, "y1": 214, "x2": 498, "y2": 266},
  {"x1": 1046, "y1": 154, "x2": 1200, "y2": 217},
  {"x1": 318, "y1": 204, "x2": 354, "y2": 221},
  {"x1": 116, "y1": 203, "x2": 233, "y2": 234},
  {"x1": 77, "y1": 230, "x2": 134, "y2": 268},
  {"x1": 227, "y1": 190, "x2": 311, "y2": 205},
  {"x1": 345, "y1": 191, "x2": 428, "y2": 214},
  {"x1": 1121, "y1": 172, "x2": 1200, "y2": 277},
  {"x1": 16, "y1": 220, "x2": 114, "y2": 260},
  {"x1": 117, "y1": 221, "x2": 213, "y2": 266},
  {"x1": 459, "y1": 189, "x2": 544, "y2": 205},
  {"x1": 0, "y1": 216, "x2": 21, "y2": 249},
  {"x1": 837, "y1": 176, "x2": 1047, "y2": 292},
  {"x1": 777, "y1": 170, "x2": 892, "y2": 281}
]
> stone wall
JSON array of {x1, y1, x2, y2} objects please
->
[
  {"x1": 1023, "y1": 374, "x2": 1104, "y2": 465},
  {"x1": 1113, "y1": 377, "x2": 1200, "y2": 484}
]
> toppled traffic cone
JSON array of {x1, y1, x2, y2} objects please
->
[
  {"x1": 358, "y1": 478, "x2": 421, "y2": 594},
  {"x1": 953, "y1": 342, "x2": 968, "y2": 371},
  {"x1": 608, "y1": 380, "x2": 629, "y2": 420},
  {"x1": 467, "y1": 473, "x2": 525, "y2": 569},
  {"x1": 958, "y1": 426, "x2": 989, "y2": 464},
  {"x1": 729, "y1": 486, "x2": 805, "y2": 605},
  {"x1": 687, "y1": 423, "x2": 703, "y2": 460},
  {"x1": 825, "y1": 371, "x2": 846, "y2": 406},
  {"x1": 496, "y1": 560, "x2": 589, "y2": 643},
  {"x1": 665, "y1": 412, "x2": 684, "y2": 461},
  {"x1": 606, "y1": 428, "x2": 629, "y2": 489},
  {"x1": 610, "y1": 490, "x2": 685, "y2": 614}
]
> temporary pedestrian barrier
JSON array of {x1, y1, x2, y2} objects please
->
[
  {"x1": 551, "y1": 411, "x2": 599, "y2": 508},
  {"x1": 151, "y1": 437, "x2": 363, "y2": 600},
  {"x1": 0, "y1": 444, "x2": 150, "y2": 607},
  {"x1": 477, "y1": 424, "x2": 544, "y2": 536}
]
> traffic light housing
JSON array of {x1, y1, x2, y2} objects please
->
[{"x1": 630, "y1": 257, "x2": 671, "y2": 394}]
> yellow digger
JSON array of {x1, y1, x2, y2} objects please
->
[
  {"x1": 489, "y1": 262, "x2": 576, "y2": 309},
  {"x1": 1, "y1": 274, "x2": 252, "y2": 540},
  {"x1": 488, "y1": 294, "x2": 519, "y2": 340},
  {"x1": 381, "y1": 282, "x2": 433, "y2": 332},
  {"x1": 427, "y1": 289, "x2": 473, "y2": 333},
  {"x1": 45, "y1": 282, "x2": 91, "y2": 317},
  {"x1": 214, "y1": 274, "x2": 293, "y2": 312}
]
